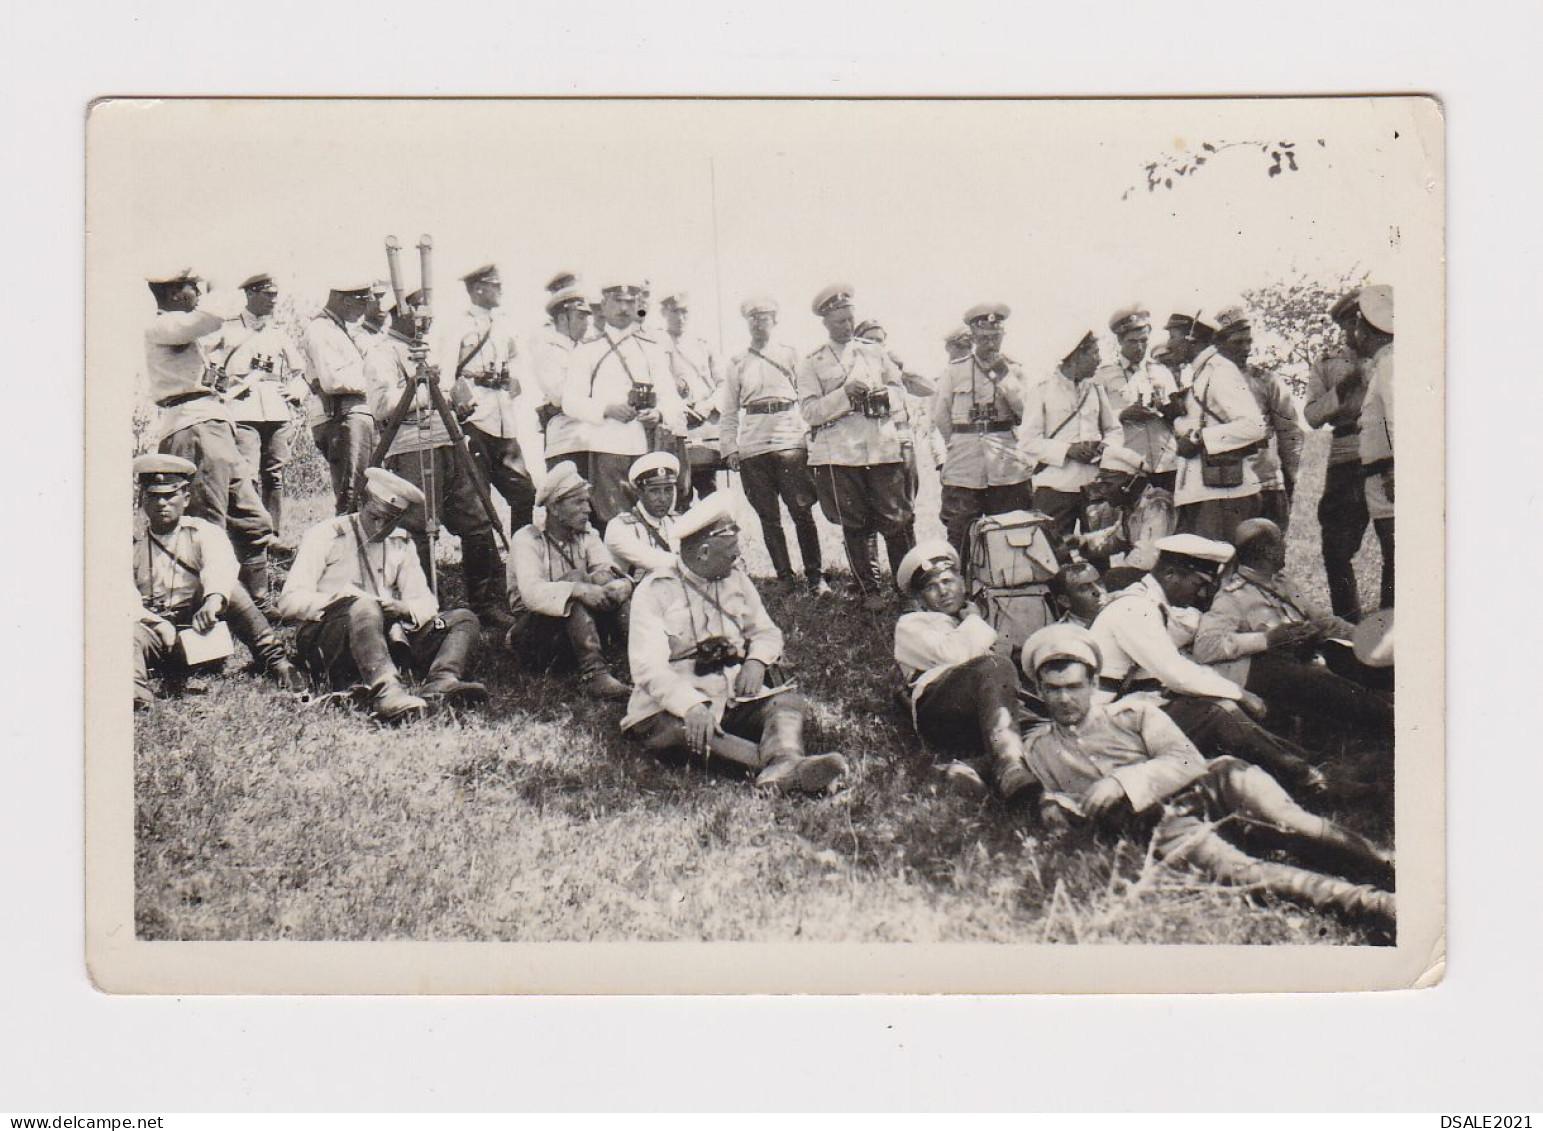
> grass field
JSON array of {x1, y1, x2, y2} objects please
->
[{"x1": 134, "y1": 429, "x2": 1390, "y2": 944}]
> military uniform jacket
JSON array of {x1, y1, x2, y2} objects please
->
[
  {"x1": 1193, "y1": 565, "x2": 1354, "y2": 686},
  {"x1": 1242, "y1": 365, "x2": 1304, "y2": 492},
  {"x1": 146, "y1": 308, "x2": 234, "y2": 440},
  {"x1": 530, "y1": 323, "x2": 588, "y2": 459},
  {"x1": 795, "y1": 339, "x2": 906, "y2": 467},
  {"x1": 932, "y1": 353, "x2": 1029, "y2": 489},
  {"x1": 664, "y1": 334, "x2": 723, "y2": 450},
  {"x1": 507, "y1": 519, "x2": 630, "y2": 618},
  {"x1": 1358, "y1": 343, "x2": 1394, "y2": 468},
  {"x1": 893, "y1": 608, "x2": 999, "y2": 702},
  {"x1": 206, "y1": 312, "x2": 308, "y2": 424},
  {"x1": 278, "y1": 515, "x2": 439, "y2": 628},
  {"x1": 436, "y1": 304, "x2": 526, "y2": 441},
  {"x1": 1024, "y1": 699, "x2": 1209, "y2": 816},
  {"x1": 719, "y1": 344, "x2": 808, "y2": 460},
  {"x1": 1303, "y1": 346, "x2": 1366, "y2": 468},
  {"x1": 622, "y1": 560, "x2": 785, "y2": 731},
  {"x1": 562, "y1": 325, "x2": 687, "y2": 457},
  {"x1": 1019, "y1": 366, "x2": 1122, "y2": 492},
  {"x1": 135, "y1": 515, "x2": 239, "y2": 624},
  {"x1": 301, "y1": 311, "x2": 371, "y2": 428},
  {"x1": 603, "y1": 506, "x2": 679, "y2": 579},
  {"x1": 1094, "y1": 356, "x2": 1184, "y2": 474},
  {"x1": 364, "y1": 332, "x2": 453, "y2": 458},
  {"x1": 1089, "y1": 575, "x2": 1243, "y2": 703},
  {"x1": 1172, "y1": 347, "x2": 1268, "y2": 507}
]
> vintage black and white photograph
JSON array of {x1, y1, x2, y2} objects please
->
[{"x1": 84, "y1": 96, "x2": 1443, "y2": 993}]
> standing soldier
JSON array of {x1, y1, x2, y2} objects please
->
[
  {"x1": 854, "y1": 317, "x2": 932, "y2": 505},
  {"x1": 302, "y1": 276, "x2": 377, "y2": 516},
  {"x1": 277, "y1": 467, "x2": 488, "y2": 721},
  {"x1": 1161, "y1": 308, "x2": 1268, "y2": 541},
  {"x1": 143, "y1": 267, "x2": 276, "y2": 605},
  {"x1": 659, "y1": 292, "x2": 724, "y2": 504},
  {"x1": 561, "y1": 277, "x2": 688, "y2": 529},
  {"x1": 206, "y1": 273, "x2": 309, "y2": 553},
  {"x1": 719, "y1": 296, "x2": 828, "y2": 595},
  {"x1": 1214, "y1": 305, "x2": 1304, "y2": 532},
  {"x1": 1354, "y1": 285, "x2": 1396, "y2": 611},
  {"x1": 796, "y1": 283, "x2": 916, "y2": 609},
  {"x1": 133, "y1": 454, "x2": 302, "y2": 709},
  {"x1": 1094, "y1": 305, "x2": 1187, "y2": 494},
  {"x1": 358, "y1": 281, "x2": 390, "y2": 339},
  {"x1": 1304, "y1": 289, "x2": 1371, "y2": 620},
  {"x1": 365, "y1": 291, "x2": 511, "y2": 628},
  {"x1": 531, "y1": 284, "x2": 591, "y2": 437},
  {"x1": 932, "y1": 303, "x2": 1031, "y2": 568},
  {"x1": 438, "y1": 264, "x2": 541, "y2": 538},
  {"x1": 1019, "y1": 318, "x2": 1123, "y2": 542}
]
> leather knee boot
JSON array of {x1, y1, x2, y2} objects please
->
[
  {"x1": 842, "y1": 530, "x2": 883, "y2": 597},
  {"x1": 419, "y1": 611, "x2": 488, "y2": 705},
  {"x1": 567, "y1": 605, "x2": 629, "y2": 699},
  {"x1": 238, "y1": 553, "x2": 271, "y2": 605},
  {"x1": 882, "y1": 526, "x2": 916, "y2": 590},
  {"x1": 1251, "y1": 859, "x2": 1396, "y2": 933}
]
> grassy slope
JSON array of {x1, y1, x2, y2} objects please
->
[{"x1": 134, "y1": 430, "x2": 1388, "y2": 944}]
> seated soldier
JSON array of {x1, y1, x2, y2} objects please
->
[
  {"x1": 277, "y1": 467, "x2": 487, "y2": 721},
  {"x1": 1193, "y1": 518, "x2": 1392, "y2": 737},
  {"x1": 506, "y1": 461, "x2": 633, "y2": 700},
  {"x1": 892, "y1": 540, "x2": 1038, "y2": 801},
  {"x1": 133, "y1": 454, "x2": 303, "y2": 710},
  {"x1": 1090, "y1": 534, "x2": 1329, "y2": 794},
  {"x1": 603, "y1": 451, "x2": 681, "y2": 580},
  {"x1": 1048, "y1": 558, "x2": 1107, "y2": 629},
  {"x1": 623, "y1": 494, "x2": 849, "y2": 793},
  {"x1": 1020, "y1": 623, "x2": 1394, "y2": 932}
]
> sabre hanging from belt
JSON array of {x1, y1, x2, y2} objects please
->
[{"x1": 369, "y1": 234, "x2": 510, "y2": 601}]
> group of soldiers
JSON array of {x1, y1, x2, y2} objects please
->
[{"x1": 134, "y1": 260, "x2": 1398, "y2": 930}]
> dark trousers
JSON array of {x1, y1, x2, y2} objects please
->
[
  {"x1": 1318, "y1": 461, "x2": 1371, "y2": 620},
  {"x1": 296, "y1": 595, "x2": 479, "y2": 690},
  {"x1": 740, "y1": 449, "x2": 823, "y2": 581},
  {"x1": 688, "y1": 462, "x2": 720, "y2": 502},
  {"x1": 941, "y1": 481, "x2": 1034, "y2": 570},
  {"x1": 507, "y1": 602, "x2": 628, "y2": 675},
  {"x1": 466, "y1": 425, "x2": 536, "y2": 535},
  {"x1": 812, "y1": 462, "x2": 916, "y2": 593},
  {"x1": 1373, "y1": 517, "x2": 1394, "y2": 611},
  {"x1": 1246, "y1": 651, "x2": 1393, "y2": 736},
  {"x1": 626, "y1": 691, "x2": 806, "y2": 769},
  {"x1": 913, "y1": 654, "x2": 1028, "y2": 750},
  {"x1": 1259, "y1": 488, "x2": 1292, "y2": 535},
  {"x1": 315, "y1": 410, "x2": 376, "y2": 515},
  {"x1": 1162, "y1": 694, "x2": 1319, "y2": 792},
  {"x1": 160, "y1": 420, "x2": 274, "y2": 567},
  {"x1": 1174, "y1": 493, "x2": 1262, "y2": 542},
  {"x1": 569, "y1": 452, "x2": 636, "y2": 529},
  {"x1": 1031, "y1": 486, "x2": 1084, "y2": 542},
  {"x1": 135, "y1": 583, "x2": 286, "y2": 701}
]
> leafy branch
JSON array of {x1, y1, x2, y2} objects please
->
[{"x1": 1121, "y1": 138, "x2": 1325, "y2": 200}]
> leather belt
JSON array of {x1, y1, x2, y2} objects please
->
[
  {"x1": 1361, "y1": 457, "x2": 1393, "y2": 478},
  {"x1": 1332, "y1": 424, "x2": 1362, "y2": 438},
  {"x1": 745, "y1": 399, "x2": 795, "y2": 415},
  {"x1": 960, "y1": 419, "x2": 1016, "y2": 434}
]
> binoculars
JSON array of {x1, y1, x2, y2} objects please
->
[
  {"x1": 250, "y1": 354, "x2": 275, "y2": 374},
  {"x1": 475, "y1": 363, "x2": 511, "y2": 390},
  {"x1": 967, "y1": 401, "x2": 997, "y2": 425},
  {"x1": 848, "y1": 385, "x2": 891, "y2": 419},
  {"x1": 691, "y1": 636, "x2": 747, "y2": 676},
  {"x1": 628, "y1": 383, "x2": 658, "y2": 411}
]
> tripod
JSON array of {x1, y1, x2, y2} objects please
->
[{"x1": 368, "y1": 235, "x2": 508, "y2": 598}]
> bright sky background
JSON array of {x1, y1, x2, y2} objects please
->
[{"x1": 90, "y1": 97, "x2": 1434, "y2": 377}]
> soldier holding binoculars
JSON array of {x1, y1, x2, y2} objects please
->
[{"x1": 795, "y1": 283, "x2": 916, "y2": 610}]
